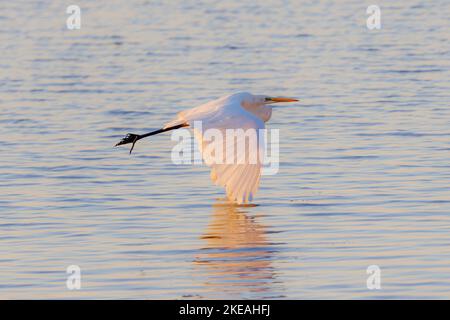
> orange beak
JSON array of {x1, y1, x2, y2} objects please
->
[{"x1": 266, "y1": 97, "x2": 299, "y2": 103}]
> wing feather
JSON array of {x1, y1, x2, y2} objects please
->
[
  {"x1": 201, "y1": 110, "x2": 265, "y2": 204},
  {"x1": 165, "y1": 98, "x2": 265, "y2": 204}
]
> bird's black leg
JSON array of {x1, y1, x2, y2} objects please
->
[{"x1": 114, "y1": 123, "x2": 188, "y2": 154}]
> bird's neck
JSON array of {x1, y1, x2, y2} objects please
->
[{"x1": 244, "y1": 104, "x2": 272, "y2": 122}]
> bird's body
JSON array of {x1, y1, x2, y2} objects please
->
[
  {"x1": 115, "y1": 92, "x2": 298, "y2": 204},
  {"x1": 164, "y1": 92, "x2": 273, "y2": 129}
]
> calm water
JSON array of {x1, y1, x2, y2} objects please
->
[{"x1": 1, "y1": 0, "x2": 449, "y2": 299}]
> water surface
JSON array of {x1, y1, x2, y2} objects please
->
[{"x1": 1, "y1": 0, "x2": 449, "y2": 299}]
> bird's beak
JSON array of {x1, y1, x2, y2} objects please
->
[{"x1": 265, "y1": 97, "x2": 299, "y2": 104}]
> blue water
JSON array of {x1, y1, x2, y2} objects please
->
[{"x1": 0, "y1": 0, "x2": 449, "y2": 299}]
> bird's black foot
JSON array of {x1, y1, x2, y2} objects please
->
[
  {"x1": 115, "y1": 133, "x2": 140, "y2": 154},
  {"x1": 115, "y1": 133, "x2": 139, "y2": 146}
]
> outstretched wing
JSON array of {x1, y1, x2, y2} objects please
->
[
  {"x1": 195, "y1": 107, "x2": 265, "y2": 204},
  {"x1": 164, "y1": 98, "x2": 265, "y2": 204}
]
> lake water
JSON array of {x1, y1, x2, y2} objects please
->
[{"x1": 1, "y1": 0, "x2": 449, "y2": 299}]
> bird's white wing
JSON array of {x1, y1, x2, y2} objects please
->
[
  {"x1": 163, "y1": 95, "x2": 227, "y2": 129},
  {"x1": 164, "y1": 97, "x2": 265, "y2": 204},
  {"x1": 194, "y1": 106, "x2": 265, "y2": 204}
]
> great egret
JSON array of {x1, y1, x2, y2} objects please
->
[{"x1": 115, "y1": 92, "x2": 298, "y2": 204}]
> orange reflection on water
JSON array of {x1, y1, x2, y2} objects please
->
[{"x1": 194, "y1": 200, "x2": 281, "y2": 298}]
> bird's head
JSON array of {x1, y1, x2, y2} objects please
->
[
  {"x1": 231, "y1": 92, "x2": 298, "y2": 109},
  {"x1": 229, "y1": 92, "x2": 298, "y2": 122}
]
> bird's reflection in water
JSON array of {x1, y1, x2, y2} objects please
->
[{"x1": 194, "y1": 199, "x2": 282, "y2": 299}]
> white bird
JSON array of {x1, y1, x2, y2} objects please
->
[{"x1": 115, "y1": 92, "x2": 298, "y2": 204}]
